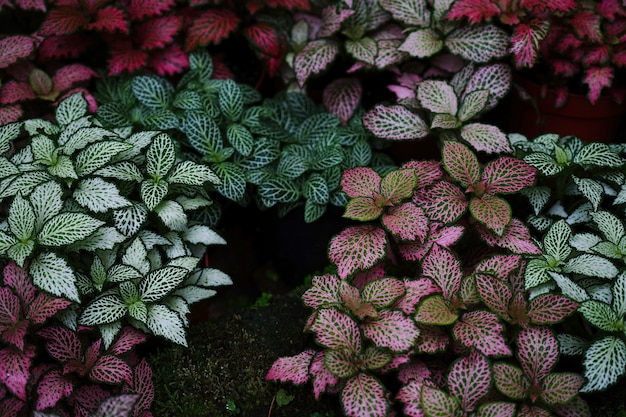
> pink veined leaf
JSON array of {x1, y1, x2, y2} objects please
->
[
  {"x1": 550, "y1": 394, "x2": 591, "y2": 417},
  {"x1": 322, "y1": 78, "x2": 362, "y2": 126},
  {"x1": 344, "y1": 197, "x2": 385, "y2": 221},
  {"x1": 0, "y1": 36, "x2": 36, "y2": 69},
  {"x1": 86, "y1": 6, "x2": 128, "y2": 33},
  {"x1": 380, "y1": 168, "x2": 417, "y2": 204},
  {"x1": 311, "y1": 308, "x2": 361, "y2": 352},
  {"x1": 362, "y1": 278, "x2": 405, "y2": 309},
  {"x1": 129, "y1": 358, "x2": 155, "y2": 416},
  {"x1": 421, "y1": 244, "x2": 463, "y2": 300},
  {"x1": 0, "y1": 287, "x2": 20, "y2": 326},
  {"x1": 584, "y1": 66, "x2": 614, "y2": 105},
  {"x1": 398, "y1": 360, "x2": 431, "y2": 384},
  {"x1": 325, "y1": 349, "x2": 360, "y2": 378},
  {"x1": 0, "y1": 105, "x2": 23, "y2": 125},
  {"x1": 318, "y1": 6, "x2": 355, "y2": 38},
  {"x1": 448, "y1": 351, "x2": 491, "y2": 412},
  {"x1": 184, "y1": 9, "x2": 240, "y2": 52},
  {"x1": 328, "y1": 225, "x2": 387, "y2": 279},
  {"x1": 302, "y1": 274, "x2": 341, "y2": 309},
  {"x1": 399, "y1": 223, "x2": 465, "y2": 262},
  {"x1": 540, "y1": 373, "x2": 584, "y2": 405},
  {"x1": 473, "y1": 255, "x2": 522, "y2": 280},
  {"x1": 583, "y1": 45, "x2": 610, "y2": 66},
  {"x1": 126, "y1": 0, "x2": 174, "y2": 21},
  {"x1": 39, "y1": 6, "x2": 90, "y2": 36},
  {"x1": 476, "y1": 401, "x2": 517, "y2": 417},
  {"x1": 421, "y1": 385, "x2": 461, "y2": 417},
  {"x1": 527, "y1": 294, "x2": 579, "y2": 325},
  {"x1": 90, "y1": 355, "x2": 134, "y2": 385},
  {"x1": 36, "y1": 368, "x2": 74, "y2": 410},
  {"x1": 396, "y1": 379, "x2": 426, "y2": 417},
  {"x1": 38, "y1": 326, "x2": 82, "y2": 362},
  {"x1": 362, "y1": 104, "x2": 429, "y2": 140},
  {"x1": 445, "y1": 0, "x2": 500, "y2": 23},
  {"x1": 0, "y1": 396, "x2": 25, "y2": 417},
  {"x1": 0, "y1": 346, "x2": 34, "y2": 400},
  {"x1": 469, "y1": 194, "x2": 512, "y2": 236},
  {"x1": 83, "y1": 339, "x2": 102, "y2": 370},
  {"x1": 352, "y1": 264, "x2": 386, "y2": 290},
  {"x1": 483, "y1": 156, "x2": 537, "y2": 194},
  {"x1": 379, "y1": 352, "x2": 411, "y2": 374},
  {"x1": 475, "y1": 273, "x2": 512, "y2": 322},
  {"x1": 382, "y1": 203, "x2": 429, "y2": 241},
  {"x1": 339, "y1": 281, "x2": 368, "y2": 318},
  {"x1": 476, "y1": 217, "x2": 542, "y2": 254},
  {"x1": 262, "y1": 0, "x2": 311, "y2": 10},
  {"x1": 361, "y1": 310, "x2": 420, "y2": 352},
  {"x1": 2, "y1": 320, "x2": 28, "y2": 350},
  {"x1": 133, "y1": 15, "x2": 183, "y2": 50},
  {"x1": 109, "y1": 327, "x2": 148, "y2": 356},
  {"x1": 26, "y1": 292, "x2": 72, "y2": 324},
  {"x1": 413, "y1": 181, "x2": 468, "y2": 224},
  {"x1": 570, "y1": 10, "x2": 603, "y2": 42},
  {"x1": 453, "y1": 310, "x2": 512, "y2": 356},
  {"x1": 415, "y1": 324, "x2": 449, "y2": 353},
  {"x1": 341, "y1": 167, "x2": 381, "y2": 198},
  {"x1": 516, "y1": 326, "x2": 559, "y2": 382},
  {"x1": 414, "y1": 294, "x2": 459, "y2": 326},
  {"x1": 442, "y1": 141, "x2": 481, "y2": 189},
  {"x1": 401, "y1": 160, "x2": 443, "y2": 189},
  {"x1": 493, "y1": 362, "x2": 529, "y2": 400},
  {"x1": 294, "y1": 39, "x2": 339, "y2": 87},
  {"x1": 0, "y1": 81, "x2": 37, "y2": 104},
  {"x1": 597, "y1": 0, "x2": 623, "y2": 19},
  {"x1": 147, "y1": 43, "x2": 189, "y2": 76},
  {"x1": 310, "y1": 352, "x2": 339, "y2": 399},
  {"x1": 510, "y1": 21, "x2": 550, "y2": 68},
  {"x1": 52, "y1": 64, "x2": 98, "y2": 93},
  {"x1": 394, "y1": 278, "x2": 441, "y2": 315},
  {"x1": 341, "y1": 373, "x2": 389, "y2": 417},
  {"x1": 459, "y1": 274, "x2": 481, "y2": 307},
  {"x1": 37, "y1": 34, "x2": 93, "y2": 60},
  {"x1": 522, "y1": 0, "x2": 577, "y2": 12},
  {"x1": 72, "y1": 384, "x2": 110, "y2": 413},
  {"x1": 108, "y1": 40, "x2": 149, "y2": 75}
]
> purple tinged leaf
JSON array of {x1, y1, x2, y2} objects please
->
[
  {"x1": 362, "y1": 105, "x2": 429, "y2": 140},
  {"x1": 361, "y1": 346, "x2": 392, "y2": 370},
  {"x1": 38, "y1": 326, "x2": 81, "y2": 363},
  {"x1": 476, "y1": 401, "x2": 517, "y2": 417},
  {"x1": 421, "y1": 244, "x2": 463, "y2": 300},
  {"x1": 341, "y1": 373, "x2": 389, "y2": 417},
  {"x1": 109, "y1": 326, "x2": 147, "y2": 356},
  {"x1": 395, "y1": 278, "x2": 441, "y2": 315},
  {"x1": 448, "y1": 351, "x2": 491, "y2": 412},
  {"x1": 551, "y1": 395, "x2": 591, "y2": 417},
  {"x1": 26, "y1": 292, "x2": 71, "y2": 324},
  {"x1": 414, "y1": 295, "x2": 458, "y2": 325},
  {"x1": 294, "y1": 39, "x2": 339, "y2": 87},
  {"x1": 442, "y1": 141, "x2": 481, "y2": 189},
  {"x1": 36, "y1": 368, "x2": 73, "y2": 410},
  {"x1": 362, "y1": 278, "x2": 405, "y2": 308},
  {"x1": 416, "y1": 324, "x2": 449, "y2": 353},
  {"x1": 517, "y1": 326, "x2": 558, "y2": 382},
  {"x1": 459, "y1": 274, "x2": 481, "y2": 306},
  {"x1": 453, "y1": 311, "x2": 512, "y2": 356},
  {"x1": 329, "y1": 225, "x2": 387, "y2": 279},
  {"x1": 340, "y1": 281, "x2": 375, "y2": 319},
  {"x1": 421, "y1": 385, "x2": 461, "y2": 417},
  {"x1": 493, "y1": 362, "x2": 529, "y2": 400},
  {"x1": 344, "y1": 197, "x2": 384, "y2": 221},
  {"x1": 322, "y1": 78, "x2": 362, "y2": 126},
  {"x1": 398, "y1": 360, "x2": 431, "y2": 384},
  {"x1": 469, "y1": 194, "x2": 512, "y2": 236},
  {"x1": 93, "y1": 394, "x2": 139, "y2": 417},
  {"x1": 474, "y1": 255, "x2": 521, "y2": 281},
  {"x1": 401, "y1": 160, "x2": 443, "y2": 189},
  {"x1": 396, "y1": 379, "x2": 426, "y2": 417},
  {"x1": 527, "y1": 295, "x2": 579, "y2": 325},
  {"x1": 341, "y1": 167, "x2": 381, "y2": 198},
  {"x1": 475, "y1": 273, "x2": 512, "y2": 321},
  {"x1": 0, "y1": 287, "x2": 20, "y2": 325},
  {"x1": 413, "y1": 181, "x2": 468, "y2": 224},
  {"x1": 540, "y1": 373, "x2": 584, "y2": 405},
  {"x1": 483, "y1": 157, "x2": 536, "y2": 194},
  {"x1": 346, "y1": 37, "x2": 377, "y2": 65},
  {"x1": 325, "y1": 349, "x2": 360, "y2": 378},
  {"x1": 477, "y1": 218, "x2": 542, "y2": 255},
  {"x1": 362, "y1": 310, "x2": 420, "y2": 352},
  {"x1": 518, "y1": 405, "x2": 552, "y2": 417},
  {"x1": 266, "y1": 350, "x2": 315, "y2": 384},
  {"x1": 0, "y1": 36, "x2": 36, "y2": 69},
  {"x1": 90, "y1": 355, "x2": 133, "y2": 385},
  {"x1": 2, "y1": 320, "x2": 27, "y2": 350},
  {"x1": 382, "y1": 203, "x2": 429, "y2": 241},
  {"x1": 318, "y1": 6, "x2": 355, "y2": 37},
  {"x1": 311, "y1": 308, "x2": 361, "y2": 352},
  {"x1": 353, "y1": 264, "x2": 386, "y2": 291},
  {"x1": 302, "y1": 274, "x2": 341, "y2": 309},
  {"x1": 417, "y1": 80, "x2": 458, "y2": 115},
  {"x1": 0, "y1": 346, "x2": 33, "y2": 400},
  {"x1": 380, "y1": 168, "x2": 417, "y2": 204},
  {"x1": 130, "y1": 358, "x2": 154, "y2": 415},
  {"x1": 310, "y1": 352, "x2": 339, "y2": 399},
  {"x1": 399, "y1": 223, "x2": 465, "y2": 262},
  {"x1": 3, "y1": 262, "x2": 35, "y2": 306}
]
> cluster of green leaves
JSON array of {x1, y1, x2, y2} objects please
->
[
  {"x1": 513, "y1": 133, "x2": 626, "y2": 392},
  {"x1": 0, "y1": 93, "x2": 231, "y2": 347},
  {"x1": 95, "y1": 50, "x2": 394, "y2": 223}
]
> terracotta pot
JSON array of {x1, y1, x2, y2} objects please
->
[{"x1": 509, "y1": 76, "x2": 625, "y2": 143}]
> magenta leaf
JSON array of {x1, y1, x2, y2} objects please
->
[
  {"x1": 0, "y1": 105, "x2": 22, "y2": 125},
  {"x1": 318, "y1": 6, "x2": 354, "y2": 37},
  {"x1": 341, "y1": 167, "x2": 381, "y2": 198},
  {"x1": 583, "y1": 66, "x2": 613, "y2": 105},
  {"x1": 517, "y1": 326, "x2": 558, "y2": 382},
  {"x1": 26, "y1": 292, "x2": 71, "y2": 324},
  {"x1": 109, "y1": 327, "x2": 147, "y2": 356},
  {"x1": 477, "y1": 218, "x2": 542, "y2": 254},
  {"x1": 474, "y1": 255, "x2": 522, "y2": 281},
  {"x1": 134, "y1": 16, "x2": 183, "y2": 51},
  {"x1": 328, "y1": 225, "x2": 387, "y2": 279},
  {"x1": 483, "y1": 157, "x2": 537, "y2": 194},
  {"x1": 493, "y1": 362, "x2": 529, "y2": 400},
  {"x1": 414, "y1": 180, "x2": 468, "y2": 224},
  {"x1": 469, "y1": 194, "x2": 512, "y2": 236},
  {"x1": 2, "y1": 262, "x2": 33, "y2": 309},
  {"x1": 39, "y1": 7, "x2": 90, "y2": 36},
  {"x1": 51, "y1": 64, "x2": 98, "y2": 95},
  {"x1": 541, "y1": 373, "x2": 584, "y2": 405},
  {"x1": 400, "y1": 223, "x2": 465, "y2": 261},
  {"x1": 421, "y1": 244, "x2": 463, "y2": 300},
  {"x1": 341, "y1": 373, "x2": 389, "y2": 417},
  {"x1": 311, "y1": 308, "x2": 361, "y2": 352},
  {"x1": 184, "y1": 9, "x2": 239, "y2": 52},
  {"x1": 2, "y1": 320, "x2": 28, "y2": 350},
  {"x1": 126, "y1": 0, "x2": 174, "y2": 21},
  {"x1": 401, "y1": 160, "x2": 443, "y2": 189},
  {"x1": 86, "y1": 6, "x2": 128, "y2": 33},
  {"x1": 382, "y1": 203, "x2": 428, "y2": 241},
  {"x1": 380, "y1": 169, "x2": 417, "y2": 204},
  {"x1": 0, "y1": 287, "x2": 20, "y2": 326},
  {"x1": 453, "y1": 311, "x2": 512, "y2": 356},
  {"x1": 294, "y1": 39, "x2": 339, "y2": 87},
  {"x1": 302, "y1": 274, "x2": 341, "y2": 309},
  {"x1": 310, "y1": 352, "x2": 339, "y2": 399},
  {"x1": 90, "y1": 355, "x2": 133, "y2": 385},
  {"x1": 266, "y1": 350, "x2": 315, "y2": 384},
  {"x1": 448, "y1": 351, "x2": 491, "y2": 412},
  {"x1": 475, "y1": 273, "x2": 512, "y2": 322},
  {"x1": 325, "y1": 349, "x2": 359, "y2": 378},
  {"x1": 396, "y1": 380, "x2": 425, "y2": 417},
  {"x1": 0, "y1": 346, "x2": 33, "y2": 400},
  {"x1": 0, "y1": 81, "x2": 37, "y2": 104},
  {"x1": 362, "y1": 105, "x2": 428, "y2": 140},
  {"x1": 415, "y1": 324, "x2": 449, "y2": 353},
  {"x1": 414, "y1": 295, "x2": 458, "y2": 325},
  {"x1": 527, "y1": 294, "x2": 579, "y2": 325},
  {"x1": 0, "y1": 36, "x2": 36, "y2": 69},
  {"x1": 394, "y1": 278, "x2": 441, "y2": 315},
  {"x1": 38, "y1": 326, "x2": 81, "y2": 362},
  {"x1": 421, "y1": 385, "x2": 461, "y2": 417},
  {"x1": 36, "y1": 368, "x2": 73, "y2": 410},
  {"x1": 128, "y1": 358, "x2": 154, "y2": 416},
  {"x1": 92, "y1": 394, "x2": 139, "y2": 417},
  {"x1": 362, "y1": 278, "x2": 405, "y2": 309},
  {"x1": 442, "y1": 141, "x2": 481, "y2": 189},
  {"x1": 323, "y1": 78, "x2": 362, "y2": 125},
  {"x1": 108, "y1": 41, "x2": 149, "y2": 75},
  {"x1": 148, "y1": 43, "x2": 189, "y2": 76},
  {"x1": 362, "y1": 310, "x2": 419, "y2": 352}
]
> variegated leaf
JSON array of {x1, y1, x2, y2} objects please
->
[
  {"x1": 543, "y1": 220, "x2": 572, "y2": 262},
  {"x1": 266, "y1": 350, "x2": 315, "y2": 384},
  {"x1": 469, "y1": 194, "x2": 511, "y2": 236},
  {"x1": 168, "y1": 161, "x2": 220, "y2": 186},
  {"x1": 421, "y1": 244, "x2": 462, "y2": 299},
  {"x1": 380, "y1": 168, "x2": 416, "y2": 204},
  {"x1": 563, "y1": 254, "x2": 618, "y2": 279},
  {"x1": 362, "y1": 105, "x2": 428, "y2": 140},
  {"x1": 493, "y1": 362, "x2": 529, "y2": 400},
  {"x1": 74, "y1": 178, "x2": 130, "y2": 213},
  {"x1": 341, "y1": 167, "x2": 381, "y2": 198},
  {"x1": 80, "y1": 295, "x2": 127, "y2": 326},
  {"x1": 448, "y1": 351, "x2": 491, "y2": 412},
  {"x1": 344, "y1": 197, "x2": 383, "y2": 221},
  {"x1": 475, "y1": 273, "x2": 512, "y2": 321},
  {"x1": 294, "y1": 39, "x2": 339, "y2": 87},
  {"x1": 398, "y1": 29, "x2": 443, "y2": 57},
  {"x1": 442, "y1": 141, "x2": 480, "y2": 188},
  {"x1": 323, "y1": 78, "x2": 362, "y2": 125},
  {"x1": 453, "y1": 311, "x2": 512, "y2": 356},
  {"x1": 578, "y1": 300, "x2": 621, "y2": 332},
  {"x1": 476, "y1": 402, "x2": 517, "y2": 417},
  {"x1": 414, "y1": 295, "x2": 458, "y2": 325},
  {"x1": 362, "y1": 310, "x2": 419, "y2": 352},
  {"x1": 311, "y1": 308, "x2": 361, "y2": 352},
  {"x1": 146, "y1": 304, "x2": 187, "y2": 346},
  {"x1": 421, "y1": 385, "x2": 461, "y2": 417},
  {"x1": 302, "y1": 274, "x2": 341, "y2": 309},
  {"x1": 139, "y1": 266, "x2": 189, "y2": 302},
  {"x1": 329, "y1": 225, "x2": 387, "y2": 279},
  {"x1": 140, "y1": 180, "x2": 168, "y2": 210},
  {"x1": 527, "y1": 294, "x2": 579, "y2": 325},
  {"x1": 414, "y1": 181, "x2": 468, "y2": 224},
  {"x1": 417, "y1": 80, "x2": 458, "y2": 115},
  {"x1": 460, "y1": 123, "x2": 511, "y2": 154},
  {"x1": 446, "y1": 25, "x2": 508, "y2": 62},
  {"x1": 38, "y1": 213, "x2": 104, "y2": 247},
  {"x1": 581, "y1": 336, "x2": 626, "y2": 392},
  {"x1": 483, "y1": 157, "x2": 536, "y2": 194},
  {"x1": 325, "y1": 349, "x2": 359, "y2": 378},
  {"x1": 341, "y1": 373, "x2": 389, "y2": 417},
  {"x1": 572, "y1": 176, "x2": 603, "y2": 210},
  {"x1": 540, "y1": 373, "x2": 584, "y2": 405},
  {"x1": 517, "y1": 326, "x2": 558, "y2": 382}
]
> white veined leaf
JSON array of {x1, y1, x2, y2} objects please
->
[
  {"x1": 557, "y1": 333, "x2": 588, "y2": 356},
  {"x1": 0, "y1": 157, "x2": 20, "y2": 179},
  {"x1": 524, "y1": 258, "x2": 551, "y2": 289},
  {"x1": 543, "y1": 220, "x2": 572, "y2": 262},
  {"x1": 131, "y1": 75, "x2": 173, "y2": 109},
  {"x1": 176, "y1": 196, "x2": 212, "y2": 211},
  {"x1": 24, "y1": 119, "x2": 59, "y2": 136},
  {"x1": 417, "y1": 80, "x2": 457, "y2": 115},
  {"x1": 128, "y1": 300, "x2": 148, "y2": 323},
  {"x1": 581, "y1": 336, "x2": 626, "y2": 392},
  {"x1": 9, "y1": 193, "x2": 36, "y2": 241},
  {"x1": 146, "y1": 304, "x2": 187, "y2": 346},
  {"x1": 80, "y1": 294, "x2": 127, "y2": 326},
  {"x1": 8, "y1": 241, "x2": 35, "y2": 267},
  {"x1": 31, "y1": 252, "x2": 80, "y2": 301},
  {"x1": 304, "y1": 200, "x2": 326, "y2": 223},
  {"x1": 588, "y1": 283, "x2": 612, "y2": 304},
  {"x1": 167, "y1": 161, "x2": 220, "y2": 186},
  {"x1": 123, "y1": 238, "x2": 150, "y2": 274},
  {"x1": 48, "y1": 154, "x2": 78, "y2": 179},
  {"x1": 458, "y1": 89, "x2": 489, "y2": 122},
  {"x1": 62, "y1": 127, "x2": 117, "y2": 155},
  {"x1": 612, "y1": 272, "x2": 626, "y2": 316},
  {"x1": 446, "y1": 25, "x2": 509, "y2": 62},
  {"x1": 94, "y1": 161, "x2": 143, "y2": 182},
  {"x1": 219, "y1": 79, "x2": 244, "y2": 122},
  {"x1": 182, "y1": 225, "x2": 226, "y2": 246},
  {"x1": 591, "y1": 241, "x2": 622, "y2": 259},
  {"x1": 212, "y1": 162, "x2": 247, "y2": 201},
  {"x1": 563, "y1": 254, "x2": 618, "y2": 279},
  {"x1": 0, "y1": 121, "x2": 23, "y2": 154},
  {"x1": 523, "y1": 152, "x2": 562, "y2": 176},
  {"x1": 258, "y1": 178, "x2": 300, "y2": 203},
  {"x1": 303, "y1": 174, "x2": 329, "y2": 205},
  {"x1": 520, "y1": 186, "x2": 551, "y2": 215},
  {"x1": 30, "y1": 181, "x2": 63, "y2": 231},
  {"x1": 37, "y1": 212, "x2": 104, "y2": 246},
  {"x1": 398, "y1": 28, "x2": 443, "y2": 58},
  {"x1": 138, "y1": 230, "x2": 171, "y2": 249},
  {"x1": 185, "y1": 268, "x2": 233, "y2": 287},
  {"x1": 115, "y1": 131, "x2": 160, "y2": 161},
  {"x1": 163, "y1": 231, "x2": 189, "y2": 259},
  {"x1": 182, "y1": 113, "x2": 223, "y2": 155},
  {"x1": 0, "y1": 171, "x2": 53, "y2": 199},
  {"x1": 140, "y1": 180, "x2": 169, "y2": 210},
  {"x1": 570, "y1": 233, "x2": 602, "y2": 252},
  {"x1": 168, "y1": 256, "x2": 200, "y2": 272},
  {"x1": 99, "y1": 322, "x2": 122, "y2": 350},
  {"x1": 591, "y1": 211, "x2": 625, "y2": 244},
  {"x1": 0, "y1": 230, "x2": 18, "y2": 254},
  {"x1": 57, "y1": 116, "x2": 93, "y2": 146},
  {"x1": 163, "y1": 295, "x2": 190, "y2": 327},
  {"x1": 119, "y1": 281, "x2": 140, "y2": 303},
  {"x1": 55, "y1": 92, "x2": 88, "y2": 125},
  {"x1": 579, "y1": 300, "x2": 621, "y2": 331},
  {"x1": 154, "y1": 200, "x2": 187, "y2": 232},
  {"x1": 225, "y1": 123, "x2": 253, "y2": 156},
  {"x1": 139, "y1": 266, "x2": 189, "y2": 302},
  {"x1": 113, "y1": 204, "x2": 149, "y2": 236},
  {"x1": 574, "y1": 142, "x2": 622, "y2": 167},
  {"x1": 548, "y1": 271, "x2": 590, "y2": 303},
  {"x1": 147, "y1": 133, "x2": 176, "y2": 179},
  {"x1": 31, "y1": 134, "x2": 56, "y2": 164},
  {"x1": 174, "y1": 286, "x2": 216, "y2": 304},
  {"x1": 107, "y1": 264, "x2": 143, "y2": 283},
  {"x1": 74, "y1": 141, "x2": 132, "y2": 176},
  {"x1": 67, "y1": 226, "x2": 127, "y2": 252},
  {"x1": 74, "y1": 178, "x2": 130, "y2": 213},
  {"x1": 573, "y1": 176, "x2": 603, "y2": 211}
]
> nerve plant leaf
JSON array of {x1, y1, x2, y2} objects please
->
[{"x1": 328, "y1": 225, "x2": 387, "y2": 279}]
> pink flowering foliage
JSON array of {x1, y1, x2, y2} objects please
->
[
  {"x1": 267, "y1": 144, "x2": 587, "y2": 416},
  {"x1": 0, "y1": 262, "x2": 153, "y2": 416}
]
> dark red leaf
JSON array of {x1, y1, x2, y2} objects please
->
[
  {"x1": 0, "y1": 81, "x2": 36, "y2": 104},
  {"x1": 86, "y1": 6, "x2": 128, "y2": 33},
  {"x1": 2, "y1": 321, "x2": 28, "y2": 350},
  {"x1": 37, "y1": 34, "x2": 93, "y2": 60},
  {"x1": 126, "y1": 0, "x2": 174, "y2": 21},
  {"x1": 148, "y1": 43, "x2": 188, "y2": 75},
  {"x1": 244, "y1": 22, "x2": 285, "y2": 59},
  {"x1": 39, "y1": 7, "x2": 90, "y2": 36},
  {"x1": 108, "y1": 40, "x2": 148, "y2": 75},
  {"x1": 184, "y1": 8, "x2": 239, "y2": 52},
  {"x1": 134, "y1": 15, "x2": 183, "y2": 50},
  {"x1": 38, "y1": 326, "x2": 82, "y2": 362}
]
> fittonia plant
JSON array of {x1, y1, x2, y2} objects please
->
[
  {"x1": 0, "y1": 92, "x2": 231, "y2": 346},
  {"x1": 95, "y1": 50, "x2": 394, "y2": 223}
]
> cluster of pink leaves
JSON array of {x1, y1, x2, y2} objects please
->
[
  {"x1": 0, "y1": 262, "x2": 154, "y2": 417},
  {"x1": 267, "y1": 145, "x2": 589, "y2": 416},
  {"x1": 447, "y1": 0, "x2": 626, "y2": 106}
]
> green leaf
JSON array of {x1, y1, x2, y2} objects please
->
[
  {"x1": 415, "y1": 295, "x2": 458, "y2": 325},
  {"x1": 31, "y1": 252, "x2": 79, "y2": 301},
  {"x1": 421, "y1": 385, "x2": 461, "y2": 417},
  {"x1": 131, "y1": 75, "x2": 172, "y2": 109},
  {"x1": 226, "y1": 123, "x2": 253, "y2": 156},
  {"x1": 212, "y1": 162, "x2": 247, "y2": 201},
  {"x1": 303, "y1": 174, "x2": 329, "y2": 205},
  {"x1": 173, "y1": 90, "x2": 202, "y2": 110},
  {"x1": 219, "y1": 79, "x2": 243, "y2": 122},
  {"x1": 168, "y1": 161, "x2": 220, "y2": 186},
  {"x1": 259, "y1": 178, "x2": 300, "y2": 204},
  {"x1": 38, "y1": 213, "x2": 104, "y2": 246},
  {"x1": 55, "y1": 93, "x2": 88, "y2": 125},
  {"x1": 182, "y1": 113, "x2": 223, "y2": 155},
  {"x1": 140, "y1": 180, "x2": 169, "y2": 211},
  {"x1": 9, "y1": 193, "x2": 35, "y2": 241},
  {"x1": 304, "y1": 200, "x2": 326, "y2": 223},
  {"x1": 80, "y1": 295, "x2": 127, "y2": 325},
  {"x1": 189, "y1": 50, "x2": 213, "y2": 82},
  {"x1": 74, "y1": 178, "x2": 130, "y2": 213},
  {"x1": 147, "y1": 304, "x2": 187, "y2": 346},
  {"x1": 147, "y1": 133, "x2": 176, "y2": 179}
]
